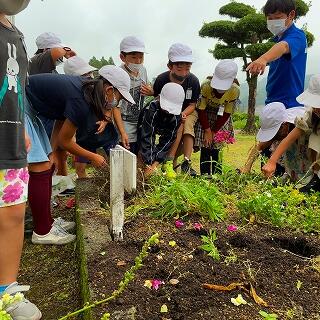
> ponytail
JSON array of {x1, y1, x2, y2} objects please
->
[{"x1": 82, "y1": 76, "x2": 110, "y2": 121}]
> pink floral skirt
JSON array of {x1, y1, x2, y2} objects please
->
[{"x1": 0, "y1": 167, "x2": 29, "y2": 208}]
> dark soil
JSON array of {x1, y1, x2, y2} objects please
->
[
  {"x1": 19, "y1": 197, "x2": 80, "y2": 320},
  {"x1": 87, "y1": 215, "x2": 320, "y2": 320}
]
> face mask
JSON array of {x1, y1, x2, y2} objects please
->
[
  {"x1": 0, "y1": 0, "x2": 30, "y2": 15},
  {"x1": 127, "y1": 63, "x2": 143, "y2": 74},
  {"x1": 105, "y1": 89, "x2": 119, "y2": 109},
  {"x1": 267, "y1": 19, "x2": 287, "y2": 36},
  {"x1": 172, "y1": 73, "x2": 187, "y2": 82}
]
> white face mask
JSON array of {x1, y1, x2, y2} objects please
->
[
  {"x1": 267, "y1": 19, "x2": 287, "y2": 36},
  {"x1": 127, "y1": 63, "x2": 143, "y2": 74},
  {"x1": 0, "y1": 0, "x2": 30, "y2": 15}
]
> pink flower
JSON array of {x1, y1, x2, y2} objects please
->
[
  {"x1": 175, "y1": 220, "x2": 184, "y2": 228},
  {"x1": 151, "y1": 279, "x2": 164, "y2": 290},
  {"x1": 193, "y1": 222, "x2": 202, "y2": 231},
  {"x1": 2, "y1": 182, "x2": 23, "y2": 203},
  {"x1": 5, "y1": 169, "x2": 18, "y2": 182},
  {"x1": 227, "y1": 225, "x2": 238, "y2": 232},
  {"x1": 19, "y1": 168, "x2": 29, "y2": 184}
]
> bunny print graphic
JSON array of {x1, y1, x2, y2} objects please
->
[
  {"x1": 0, "y1": 42, "x2": 24, "y2": 112},
  {"x1": 7, "y1": 43, "x2": 19, "y2": 93}
]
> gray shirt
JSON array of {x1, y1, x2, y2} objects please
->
[
  {"x1": 0, "y1": 22, "x2": 28, "y2": 169},
  {"x1": 28, "y1": 50, "x2": 56, "y2": 75},
  {"x1": 119, "y1": 64, "x2": 148, "y2": 143}
]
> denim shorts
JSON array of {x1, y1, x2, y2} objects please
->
[{"x1": 25, "y1": 99, "x2": 52, "y2": 164}]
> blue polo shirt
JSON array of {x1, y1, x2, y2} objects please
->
[{"x1": 266, "y1": 23, "x2": 307, "y2": 109}]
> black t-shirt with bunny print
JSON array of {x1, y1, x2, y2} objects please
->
[{"x1": 0, "y1": 22, "x2": 28, "y2": 169}]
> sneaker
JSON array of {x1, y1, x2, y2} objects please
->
[
  {"x1": 299, "y1": 174, "x2": 320, "y2": 193},
  {"x1": 32, "y1": 225, "x2": 76, "y2": 245},
  {"x1": 162, "y1": 160, "x2": 176, "y2": 180},
  {"x1": 181, "y1": 159, "x2": 197, "y2": 177},
  {"x1": 2, "y1": 282, "x2": 42, "y2": 320},
  {"x1": 57, "y1": 188, "x2": 75, "y2": 197},
  {"x1": 53, "y1": 217, "x2": 76, "y2": 231}
]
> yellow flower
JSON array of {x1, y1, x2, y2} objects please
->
[
  {"x1": 169, "y1": 241, "x2": 176, "y2": 247},
  {"x1": 231, "y1": 294, "x2": 247, "y2": 306},
  {"x1": 144, "y1": 280, "x2": 152, "y2": 289}
]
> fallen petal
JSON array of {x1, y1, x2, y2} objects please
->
[
  {"x1": 169, "y1": 241, "x2": 176, "y2": 247},
  {"x1": 175, "y1": 220, "x2": 184, "y2": 228},
  {"x1": 160, "y1": 304, "x2": 168, "y2": 313},
  {"x1": 169, "y1": 279, "x2": 179, "y2": 285},
  {"x1": 193, "y1": 222, "x2": 202, "y2": 231},
  {"x1": 227, "y1": 225, "x2": 238, "y2": 232},
  {"x1": 144, "y1": 280, "x2": 152, "y2": 289}
]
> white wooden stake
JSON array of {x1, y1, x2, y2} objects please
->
[{"x1": 110, "y1": 145, "x2": 136, "y2": 241}]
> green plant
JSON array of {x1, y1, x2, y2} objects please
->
[
  {"x1": 259, "y1": 310, "x2": 278, "y2": 319},
  {"x1": 200, "y1": 229, "x2": 220, "y2": 261},
  {"x1": 238, "y1": 184, "x2": 320, "y2": 232},
  {"x1": 59, "y1": 233, "x2": 160, "y2": 320},
  {"x1": 126, "y1": 175, "x2": 225, "y2": 221}
]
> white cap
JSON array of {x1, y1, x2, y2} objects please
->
[
  {"x1": 36, "y1": 32, "x2": 67, "y2": 50},
  {"x1": 297, "y1": 74, "x2": 320, "y2": 108},
  {"x1": 159, "y1": 83, "x2": 184, "y2": 115},
  {"x1": 211, "y1": 60, "x2": 238, "y2": 91},
  {"x1": 98, "y1": 65, "x2": 135, "y2": 104},
  {"x1": 64, "y1": 56, "x2": 96, "y2": 76},
  {"x1": 168, "y1": 43, "x2": 194, "y2": 63},
  {"x1": 285, "y1": 107, "x2": 306, "y2": 124},
  {"x1": 120, "y1": 36, "x2": 146, "y2": 53},
  {"x1": 257, "y1": 102, "x2": 286, "y2": 142}
]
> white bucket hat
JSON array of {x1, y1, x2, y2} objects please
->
[
  {"x1": 98, "y1": 65, "x2": 135, "y2": 104},
  {"x1": 285, "y1": 107, "x2": 306, "y2": 124},
  {"x1": 257, "y1": 102, "x2": 287, "y2": 142},
  {"x1": 168, "y1": 43, "x2": 194, "y2": 63},
  {"x1": 297, "y1": 74, "x2": 320, "y2": 108},
  {"x1": 64, "y1": 56, "x2": 96, "y2": 76},
  {"x1": 36, "y1": 32, "x2": 67, "y2": 50},
  {"x1": 120, "y1": 36, "x2": 146, "y2": 53},
  {"x1": 211, "y1": 60, "x2": 238, "y2": 91},
  {"x1": 159, "y1": 83, "x2": 184, "y2": 115}
]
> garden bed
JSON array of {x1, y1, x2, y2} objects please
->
[
  {"x1": 86, "y1": 215, "x2": 320, "y2": 320},
  {"x1": 76, "y1": 174, "x2": 320, "y2": 320}
]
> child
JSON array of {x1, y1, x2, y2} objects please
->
[
  {"x1": 116, "y1": 36, "x2": 149, "y2": 155},
  {"x1": 64, "y1": 56, "x2": 102, "y2": 178},
  {"x1": 247, "y1": 0, "x2": 307, "y2": 171},
  {"x1": 152, "y1": 43, "x2": 201, "y2": 177},
  {"x1": 0, "y1": 2, "x2": 41, "y2": 319},
  {"x1": 29, "y1": 32, "x2": 77, "y2": 176},
  {"x1": 139, "y1": 83, "x2": 184, "y2": 178},
  {"x1": 25, "y1": 98, "x2": 76, "y2": 244},
  {"x1": 242, "y1": 102, "x2": 308, "y2": 183},
  {"x1": 25, "y1": 66, "x2": 134, "y2": 169},
  {"x1": 194, "y1": 60, "x2": 239, "y2": 175},
  {"x1": 263, "y1": 75, "x2": 320, "y2": 193}
]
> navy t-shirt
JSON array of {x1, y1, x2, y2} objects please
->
[
  {"x1": 26, "y1": 74, "x2": 117, "y2": 149},
  {"x1": 266, "y1": 23, "x2": 307, "y2": 109},
  {"x1": 153, "y1": 71, "x2": 200, "y2": 111}
]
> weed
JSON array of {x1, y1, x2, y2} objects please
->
[
  {"x1": 200, "y1": 229, "x2": 220, "y2": 261},
  {"x1": 224, "y1": 248, "x2": 238, "y2": 266}
]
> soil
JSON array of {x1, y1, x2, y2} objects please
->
[
  {"x1": 87, "y1": 214, "x2": 320, "y2": 320},
  {"x1": 19, "y1": 197, "x2": 80, "y2": 320}
]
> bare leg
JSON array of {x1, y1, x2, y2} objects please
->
[
  {"x1": 0, "y1": 203, "x2": 25, "y2": 284},
  {"x1": 183, "y1": 134, "x2": 194, "y2": 160}
]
